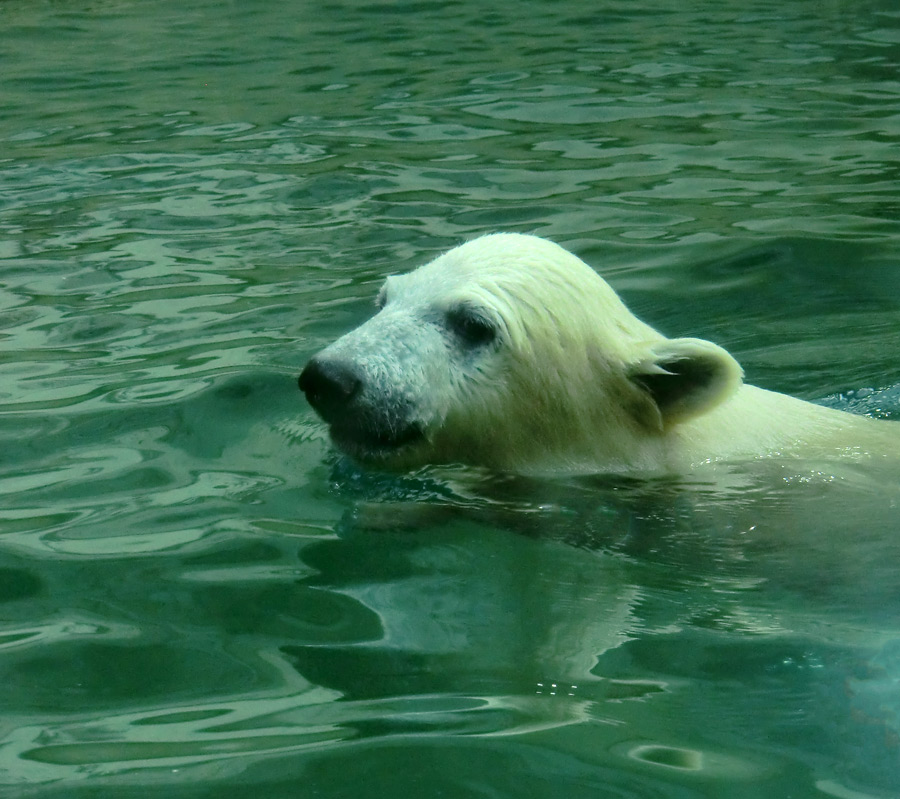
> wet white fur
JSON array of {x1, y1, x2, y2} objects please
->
[{"x1": 311, "y1": 233, "x2": 897, "y2": 474}]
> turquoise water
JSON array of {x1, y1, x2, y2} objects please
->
[{"x1": 3, "y1": 0, "x2": 900, "y2": 796}]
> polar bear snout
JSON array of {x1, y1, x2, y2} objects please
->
[
  {"x1": 299, "y1": 352, "x2": 427, "y2": 462},
  {"x1": 298, "y1": 357, "x2": 362, "y2": 423}
]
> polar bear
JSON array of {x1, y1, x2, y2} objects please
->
[{"x1": 299, "y1": 233, "x2": 898, "y2": 474}]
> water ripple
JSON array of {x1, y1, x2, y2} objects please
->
[{"x1": 2, "y1": 0, "x2": 900, "y2": 795}]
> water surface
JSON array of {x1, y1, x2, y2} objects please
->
[{"x1": 2, "y1": 0, "x2": 900, "y2": 796}]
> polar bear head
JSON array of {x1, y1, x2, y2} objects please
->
[{"x1": 299, "y1": 233, "x2": 744, "y2": 473}]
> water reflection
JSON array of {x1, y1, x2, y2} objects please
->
[{"x1": 2, "y1": 0, "x2": 900, "y2": 795}]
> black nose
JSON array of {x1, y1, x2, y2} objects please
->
[{"x1": 298, "y1": 358, "x2": 362, "y2": 418}]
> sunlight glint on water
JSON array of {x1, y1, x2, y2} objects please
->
[{"x1": 1, "y1": 0, "x2": 900, "y2": 796}]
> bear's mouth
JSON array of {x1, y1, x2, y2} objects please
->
[{"x1": 328, "y1": 420, "x2": 426, "y2": 463}]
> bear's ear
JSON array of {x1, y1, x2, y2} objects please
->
[{"x1": 628, "y1": 337, "x2": 744, "y2": 431}]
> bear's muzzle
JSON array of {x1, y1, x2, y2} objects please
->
[{"x1": 299, "y1": 356, "x2": 425, "y2": 462}]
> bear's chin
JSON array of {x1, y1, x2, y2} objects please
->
[{"x1": 329, "y1": 421, "x2": 427, "y2": 466}]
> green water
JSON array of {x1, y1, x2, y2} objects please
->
[{"x1": 3, "y1": 0, "x2": 900, "y2": 796}]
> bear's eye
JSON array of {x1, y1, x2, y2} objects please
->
[{"x1": 445, "y1": 305, "x2": 497, "y2": 347}]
